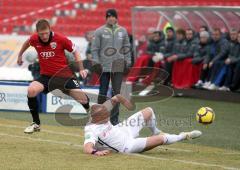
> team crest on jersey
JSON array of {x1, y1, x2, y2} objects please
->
[
  {"x1": 50, "y1": 42, "x2": 57, "y2": 49},
  {"x1": 118, "y1": 32, "x2": 123, "y2": 39}
]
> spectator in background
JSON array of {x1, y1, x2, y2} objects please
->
[
  {"x1": 199, "y1": 25, "x2": 209, "y2": 33},
  {"x1": 193, "y1": 31, "x2": 211, "y2": 88},
  {"x1": 91, "y1": 9, "x2": 131, "y2": 125},
  {"x1": 161, "y1": 27, "x2": 175, "y2": 85},
  {"x1": 218, "y1": 29, "x2": 240, "y2": 91},
  {"x1": 136, "y1": 36, "x2": 147, "y2": 56},
  {"x1": 147, "y1": 31, "x2": 165, "y2": 58},
  {"x1": 203, "y1": 28, "x2": 229, "y2": 90},
  {"x1": 85, "y1": 31, "x2": 94, "y2": 61},
  {"x1": 230, "y1": 31, "x2": 240, "y2": 91},
  {"x1": 127, "y1": 30, "x2": 165, "y2": 83},
  {"x1": 167, "y1": 28, "x2": 199, "y2": 89},
  {"x1": 28, "y1": 59, "x2": 40, "y2": 80},
  {"x1": 135, "y1": 27, "x2": 156, "y2": 57},
  {"x1": 167, "y1": 28, "x2": 197, "y2": 63},
  {"x1": 83, "y1": 31, "x2": 94, "y2": 85}
]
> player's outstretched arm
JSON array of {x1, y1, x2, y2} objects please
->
[
  {"x1": 103, "y1": 94, "x2": 136, "y2": 111},
  {"x1": 17, "y1": 39, "x2": 30, "y2": 66},
  {"x1": 73, "y1": 50, "x2": 88, "y2": 79},
  {"x1": 84, "y1": 142, "x2": 111, "y2": 156}
]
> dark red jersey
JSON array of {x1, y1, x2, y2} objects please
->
[{"x1": 29, "y1": 32, "x2": 75, "y2": 78}]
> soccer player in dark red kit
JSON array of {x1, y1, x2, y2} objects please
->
[{"x1": 17, "y1": 19, "x2": 90, "y2": 133}]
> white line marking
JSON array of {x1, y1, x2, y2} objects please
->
[
  {"x1": 0, "y1": 132, "x2": 239, "y2": 170},
  {"x1": 0, "y1": 133, "x2": 83, "y2": 148},
  {"x1": 157, "y1": 146, "x2": 193, "y2": 152},
  {"x1": 0, "y1": 124, "x2": 82, "y2": 137},
  {"x1": 132, "y1": 154, "x2": 239, "y2": 170},
  {"x1": 1, "y1": 123, "x2": 240, "y2": 156}
]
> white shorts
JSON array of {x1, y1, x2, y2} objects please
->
[{"x1": 118, "y1": 111, "x2": 147, "y2": 153}]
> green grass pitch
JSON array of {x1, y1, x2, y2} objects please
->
[{"x1": 0, "y1": 97, "x2": 239, "y2": 170}]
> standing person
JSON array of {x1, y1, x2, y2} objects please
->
[
  {"x1": 91, "y1": 9, "x2": 131, "y2": 125},
  {"x1": 17, "y1": 19, "x2": 89, "y2": 133}
]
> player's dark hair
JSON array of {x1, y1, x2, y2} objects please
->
[
  {"x1": 200, "y1": 25, "x2": 209, "y2": 32},
  {"x1": 176, "y1": 28, "x2": 186, "y2": 36},
  {"x1": 36, "y1": 19, "x2": 50, "y2": 31},
  {"x1": 213, "y1": 28, "x2": 221, "y2": 34}
]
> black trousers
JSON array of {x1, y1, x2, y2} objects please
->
[
  {"x1": 200, "y1": 67, "x2": 210, "y2": 82},
  {"x1": 98, "y1": 72, "x2": 124, "y2": 125},
  {"x1": 230, "y1": 62, "x2": 240, "y2": 91}
]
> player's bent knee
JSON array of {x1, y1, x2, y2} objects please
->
[
  {"x1": 27, "y1": 87, "x2": 40, "y2": 97},
  {"x1": 141, "y1": 107, "x2": 154, "y2": 120}
]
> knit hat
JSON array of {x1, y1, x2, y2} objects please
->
[{"x1": 106, "y1": 9, "x2": 118, "y2": 19}]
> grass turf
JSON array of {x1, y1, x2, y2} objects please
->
[{"x1": 0, "y1": 97, "x2": 240, "y2": 169}]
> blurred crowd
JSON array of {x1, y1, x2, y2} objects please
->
[
  {"x1": 27, "y1": 26, "x2": 240, "y2": 92},
  {"x1": 128, "y1": 26, "x2": 240, "y2": 92}
]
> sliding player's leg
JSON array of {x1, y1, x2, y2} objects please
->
[
  {"x1": 123, "y1": 107, "x2": 161, "y2": 138},
  {"x1": 68, "y1": 89, "x2": 90, "y2": 111},
  {"x1": 124, "y1": 130, "x2": 202, "y2": 153},
  {"x1": 63, "y1": 78, "x2": 90, "y2": 112},
  {"x1": 25, "y1": 80, "x2": 45, "y2": 133},
  {"x1": 142, "y1": 130, "x2": 202, "y2": 152}
]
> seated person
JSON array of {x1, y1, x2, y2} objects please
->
[
  {"x1": 166, "y1": 28, "x2": 199, "y2": 88},
  {"x1": 193, "y1": 31, "x2": 211, "y2": 88},
  {"x1": 166, "y1": 28, "x2": 198, "y2": 63},
  {"x1": 127, "y1": 31, "x2": 165, "y2": 83},
  {"x1": 83, "y1": 94, "x2": 202, "y2": 155},
  {"x1": 203, "y1": 28, "x2": 230, "y2": 90},
  {"x1": 155, "y1": 27, "x2": 176, "y2": 85},
  {"x1": 218, "y1": 29, "x2": 239, "y2": 91}
]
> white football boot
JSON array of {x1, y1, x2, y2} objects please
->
[
  {"x1": 180, "y1": 130, "x2": 202, "y2": 140},
  {"x1": 24, "y1": 122, "x2": 40, "y2": 134}
]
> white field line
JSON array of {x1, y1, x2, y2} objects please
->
[
  {"x1": 0, "y1": 132, "x2": 83, "y2": 148},
  {"x1": 0, "y1": 123, "x2": 82, "y2": 137},
  {"x1": 0, "y1": 132, "x2": 239, "y2": 170},
  {"x1": 132, "y1": 154, "x2": 239, "y2": 170},
  {"x1": 0, "y1": 123, "x2": 240, "y2": 156}
]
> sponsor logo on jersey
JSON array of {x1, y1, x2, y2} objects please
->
[
  {"x1": 50, "y1": 42, "x2": 57, "y2": 49},
  {"x1": 102, "y1": 34, "x2": 111, "y2": 39},
  {"x1": 118, "y1": 32, "x2": 123, "y2": 38},
  {"x1": 40, "y1": 51, "x2": 55, "y2": 59}
]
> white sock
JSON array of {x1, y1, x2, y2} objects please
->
[
  {"x1": 163, "y1": 133, "x2": 186, "y2": 145},
  {"x1": 146, "y1": 108, "x2": 161, "y2": 135}
]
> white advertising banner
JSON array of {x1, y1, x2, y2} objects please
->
[
  {"x1": 0, "y1": 83, "x2": 29, "y2": 111},
  {"x1": 46, "y1": 88, "x2": 99, "y2": 114}
]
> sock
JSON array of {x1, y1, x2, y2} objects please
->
[
  {"x1": 81, "y1": 95, "x2": 90, "y2": 110},
  {"x1": 146, "y1": 108, "x2": 161, "y2": 135},
  {"x1": 162, "y1": 133, "x2": 186, "y2": 145},
  {"x1": 28, "y1": 97, "x2": 40, "y2": 125}
]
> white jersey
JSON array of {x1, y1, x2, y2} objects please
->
[
  {"x1": 84, "y1": 111, "x2": 148, "y2": 153},
  {"x1": 84, "y1": 121, "x2": 129, "y2": 152}
]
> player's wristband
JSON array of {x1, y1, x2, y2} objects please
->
[{"x1": 91, "y1": 149, "x2": 98, "y2": 155}]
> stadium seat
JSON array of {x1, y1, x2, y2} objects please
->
[{"x1": 1, "y1": 0, "x2": 240, "y2": 36}]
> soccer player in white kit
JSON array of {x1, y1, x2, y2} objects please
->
[{"x1": 83, "y1": 94, "x2": 202, "y2": 156}]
